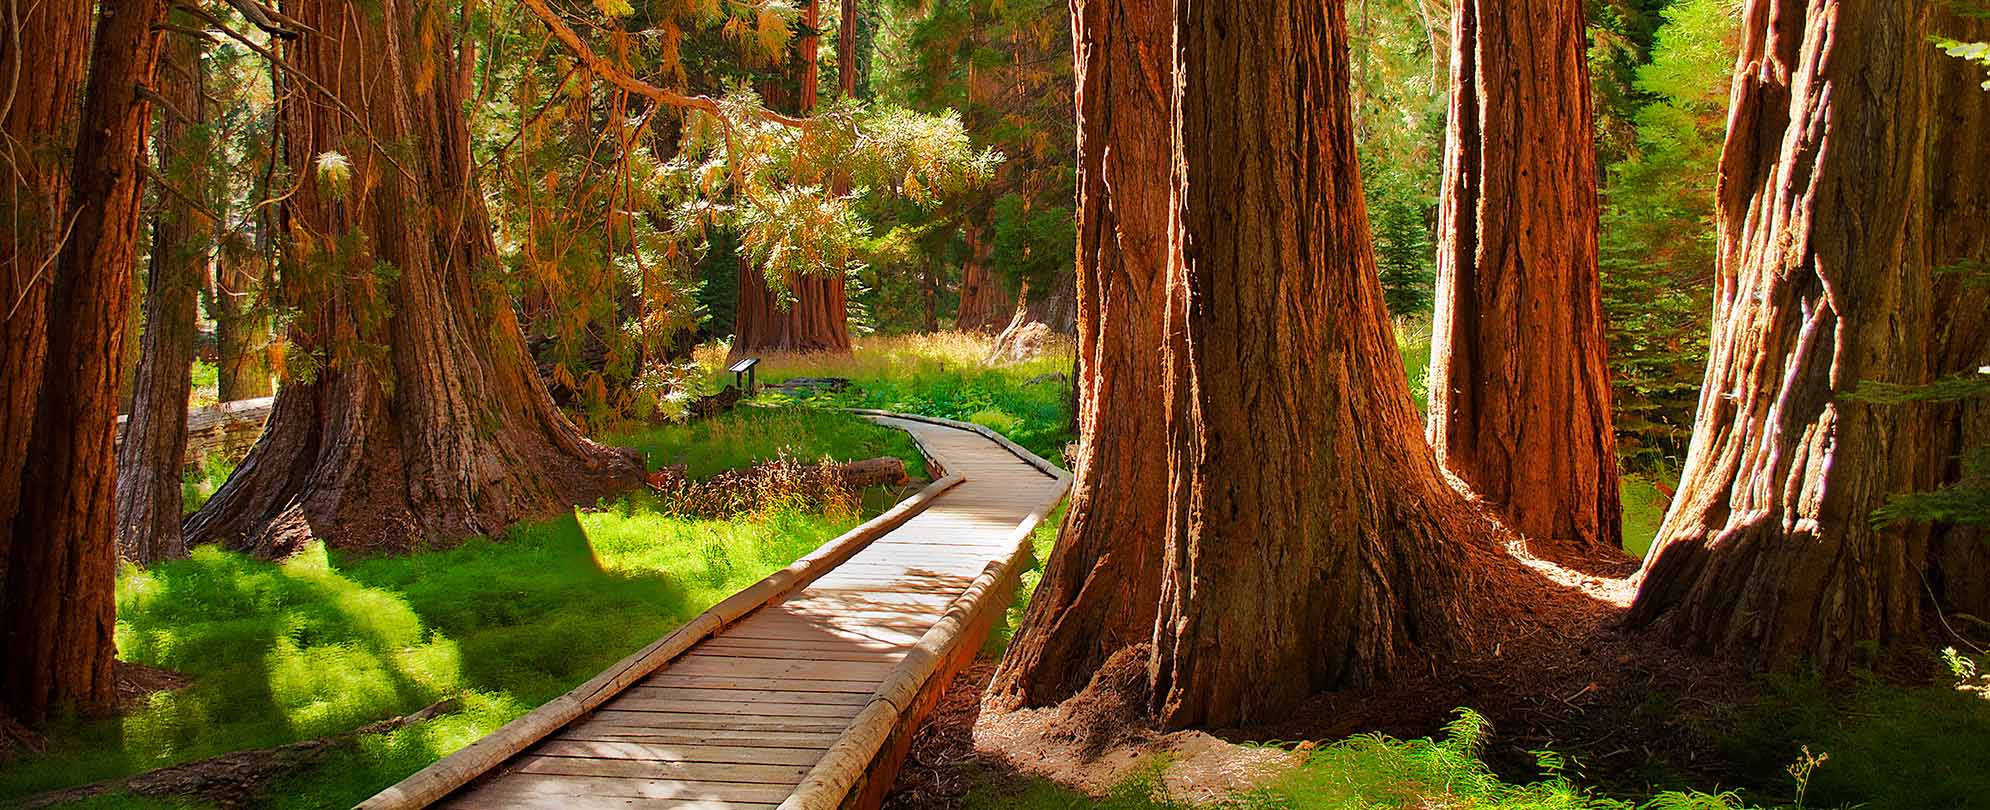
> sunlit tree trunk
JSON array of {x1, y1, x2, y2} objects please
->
[
  {"x1": 953, "y1": 221, "x2": 1011, "y2": 332},
  {"x1": 0, "y1": 0, "x2": 89, "y2": 574},
  {"x1": 1626, "y1": 0, "x2": 1939, "y2": 672},
  {"x1": 183, "y1": 0, "x2": 640, "y2": 558},
  {"x1": 988, "y1": 273, "x2": 1077, "y2": 360},
  {"x1": 116, "y1": 24, "x2": 211, "y2": 564},
  {"x1": 1427, "y1": 0, "x2": 1620, "y2": 555},
  {"x1": 3, "y1": 0, "x2": 171, "y2": 724},
  {"x1": 989, "y1": 0, "x2": 1171, "y2": 710},
  {"x1": 1149, "y1": 0, "x2": 1488, "y2": 729}
]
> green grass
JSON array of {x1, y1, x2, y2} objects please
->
[
  {"x1": 188, "y1": 361, "x2": 219, "y2": 409},
  {"x1": 1394, "y1": 315, "x2": 1433, "y2": 414},
  {"x1": 4, "y1": 410, "x2": 917, "y2": 809},
  {"x1": 608, "y1": 406, "x2": 929, "y2": 480},
  {"x1": 1619, "y1": 475, "x2": 1672, "y2": 558}
]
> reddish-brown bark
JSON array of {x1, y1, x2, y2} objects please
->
[
  {"x1": 988, "y1": 273, "x2": 1077, "y2": 361},
  {"x1": 182, "y1": 0, "x2": 640, "y2": 558},
  {"x1": 953, "y1": 222, "x2": 1012, "y2": 332},
  {"x1": 213, "y1": 240, "x2": 275, "y2": 401},
  {"x1": 3, "y1": 0, "x2": 171, "y2": 723},
  {"x1": 840, "y1": 0, "x2": 858, "y2": 98},
  {"x1": 0, "y1": 0, "x2": 89, "y2": 573},
  {"x1": 115, "y1": 26, "x2": 211, "y2": 564},
  {"x1": 1428, "y1": 0, "x2": 1620, "y2": 555},
  {"x1": 1925, "y1": 8, "x2": 1990, "y2": 620},
  {"x1": 731, "y1": 3, "x2": 853, "y2": 357},
  {"x1": 988, "y1": 0, "x2": 1171, "y2": 710},
  {"x1": 1626, "y1": 0, "x2": 1939, "y2": 672},
  {"x1": 1149, "y1": 0, "x2": 1487, "y2": 729}
]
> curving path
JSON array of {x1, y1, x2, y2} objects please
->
[{"x1": 365, "y1": 414, "x2": 1069, "y2": 810}]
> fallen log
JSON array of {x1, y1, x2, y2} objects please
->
[
  {"x1": 114, "y1": 396, "x2": 273, "y2": 467},
  {"x1": 24, "y1": 698, "x2": 460, "y2": 809}
]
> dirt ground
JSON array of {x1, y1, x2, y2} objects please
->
[{"x1": 882, "y1": 536, "x2": 1761, "y2": 809}]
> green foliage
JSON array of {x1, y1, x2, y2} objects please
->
[
  {"x1": 1598, "y1": 0, "x2": 1739, "y2": 472},
  {"x1": 606, "y1": 405, "x2": 928, "y2": 479},
  {"x1": 1619, "y1": 475, "x2": 1672, "y2": 558}
]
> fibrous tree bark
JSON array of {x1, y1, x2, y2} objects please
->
[
  {"x1": 183, "y1": 0, "x2": 641, "y2": 558},
  {"x1": 213, "y1": 235, "x2": 276, "y2": 401},
  {"x1": 116, "y1": 24, "x2": 212, "y2": 564},
  {"x1": 1149, "y1": 0, "x2": 1488, "y2": 729},
  {"x1": 1927, "y1": 8, "x2": 1990, "y2": 621},
  {"x1": 4, "y1": 0, "x2": 172, "y2": 723},
  {"x1": 954, "y1": 222, "x2": 1012, "y2": 332},
  {"x1": 839, "y1": 0, "x2": 858, "y2": 98},
  {"x1": 1626, "y1": 0, "x2": 1940, "y2": 672},
  {"x1": 0, "y1": 0, "x2": 90, "y2": 574},
  {"x1": 1427, "y1": 0, "x2": 1620, "y2": 555},
  {"x1": 988, "y1": 0, "x2": 1171, "y2": 710},
  {"x1": 988, "y1": 272, "x2": 1077, "y2": 361},
  {"x1": 731, "y1": 0, "x2": 854, "y2": 357}
]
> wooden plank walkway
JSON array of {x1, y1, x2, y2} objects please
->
[{"x1": 398, "y1": 415, "x2": 1067, "y2": 810}]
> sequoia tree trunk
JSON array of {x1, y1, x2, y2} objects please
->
[
  {"x1": 1427, "y1": 0, "x2": 1620, "y2": 556},
  {"x1": 115, "y1": 25, "x2": 210, "y2": 564},
  {"x1": 0, "y1": 0, "x2": 89, "y2": 573},
  {"x1": 1925, "y1": 8, "x2": 1990, "y2": 620},
  {"x1": 1625, "y1": 0, "x2": 1938, "y2": 673},
  {"x1": 1149, "y1": 0, "x2": 1489, "y2": 729},
  {"x1": 3, "y1": 0, "x2": 170, "y2": 724},
  {"x1": 953, "y1": 221, "x2": 1012, "y2": 332},
  {"x1": 182, "y1": 0, "x2": 640, "y2": 558},
  {"x1": 840, "y1": 0, "x2": 858, "y2": 98},
  {"x1": 730, "y1": 1, "x2": 853, "y2": 357},
  {"x1": 213, "y1": 238, "x2": 276, "y2": 401},
  {"x1": 988, "y1": 272, "x2": 1077, "y2": 361},
  {"x1": 988, "y1": 0, "x2": 1172, "y2": 710}
]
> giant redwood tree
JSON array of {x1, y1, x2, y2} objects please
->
[
  {"x1": 184, "y1": 0, "x2": 641, "y2": 557},
  {"x1": 988, "y1": 0, "x2": 1172, "y2": 710},
  {"x1": 1148, "y1": 0, "x2": 1490, "y2": 728},
  {"x1": 116, "y1": 24, "x2": 211, "y2": 564},
  {"x1": 1427, "y1": 0, "x2": 1620, "y2": 555},
  {"x1": 4, "y1": 0, "x2": 171, "y2": 723},
  {"x1": 1626, "y1": 0, "x2": 1943, "y2": 671}
]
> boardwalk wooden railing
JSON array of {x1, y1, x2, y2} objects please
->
[{"x1": 359, "y1": 411, "x2": 1071, "y2": 810}]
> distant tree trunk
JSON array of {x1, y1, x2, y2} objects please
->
[
  {"x1": 731, "y1": 3, "x2": 853, "y2": 357},
  {"x1": 0, "y1": 0, "x2": 89, "y2": 574},
  {"x1": 953, "y1": 222, "x2": 1011, "y2": 332},
  {"x1": 1150, "y1": 0, "x2": 1487, "y2": 729},
  {"x1": 988, "y1": 0, "x2": 1171, "y2": 711},
  {"x1": 1926, "y1": 7, "x2": 1990, "y2": 620},
  {"x1": 3, "y1": 0, "x2": 170, "y2": 724},
  {"x1": 988, "y1": 272, "x2": 1077, "y2": 361},
  {"x1": 921, "y1": 257, "x2": 940, "y2": 332},
  {"x1": 1427, "y1": 0, "x2": 1620, "y2": 555},
  {"x1": 1626, "y1": 1, "x2": 1938, "y2": 672},
  {"x1": 213, "y1": 239, "x2": 275, "y2": 401},
  {"x1": 115, "y1": 25, "x2": 210, "y2": 564},
  {"x1": 839, "y1": 0, "x2": 858, "y2": 98},
  {"x1": 800, "y1": 0, "x2": 821, "y2": 111},
  {"x1": 183, "y1": 0, "x2": 640, "y2": 558}
]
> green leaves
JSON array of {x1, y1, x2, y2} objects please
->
[{"x1": 592, "y1": 0, "x2": 635, "y2": 17}]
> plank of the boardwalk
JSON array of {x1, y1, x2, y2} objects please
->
[
  {"x1": 447, "y1": 772, "x2": 791, "y2": 804},
  {"x1": 448, "y1": 791, "x2": 777, "y2": 810},
  {"x1": 640, "y1": 673, "x2": 877, "y2": 693},
  {"x1": 581, "y1": 710, "x2": 852, "y2": 733},
  {"x1": 535, "y1": 740, "x2": 826, "y2": 767},
  {"x1": 660, "y1": 655, "x2": 899, "y2": 681},
  {"x1": 514, "y1": 753, "x2": 810, "y2": 784},
  {"x1": 559, "y1": 725, "x2": 844, "y2": 750},
  {"x1": 619, "y1": 684, "x2": 871, "y2": 705},
  {"x1": 688, "y1": 642, "x2": 911, "y2": 665},
  {"x1": 609, "y1": 696, "x2": 863, "y2": 719}
]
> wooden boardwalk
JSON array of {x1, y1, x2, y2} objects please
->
[{"x1": 365, "y1": 414, "x2": 1068, "y2": 810}]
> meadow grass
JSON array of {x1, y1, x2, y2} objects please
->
[
  {"x1": 607, "y1": 405, "x2": 929, "y2": 480},
  {"x1": 4, "y1": 411, "x2": 913, "y2": 809},
  {"x1": 1619, "y1": 475, "x2": 1672, "y2": 559}
]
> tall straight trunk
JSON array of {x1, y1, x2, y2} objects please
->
[
  {"x1": 1925, "y1": 8, "x2": 1990, "y2": 619},
  {"x1": 1150, "y1": 0, "x2": 1487, "y2": 729},
  {"x1": 3, "y1": 0, "x2": 171, "y2": 724},
  {"x1": 799, "y1": 0, "x2": 821, "y2": 111},
  {"x1": 989, "y1": 0, "x2": 1171, "y2": 710},
  {"x1": 1427, "y1": 0, "x2": 1620, "y2": 555},
  {"x1": 1626, "y1": 0, "x2": 1938, "y2": 672},
  {"x1": 839, "y1": 0, "x2": 858, "y2": 98},
  {"x1": 0, "y1": 0, "x2": 90, "y2": 574},
  {"x1": 116, "y1": 25, "x2": 210, "y2": 563},
  {"x1": 921, "y1": 257, "x2": 940, "y2": 332},
  {"x1": 730, "y1": 6, "x2": 853, "y2": 356},
  {"x1": 953, "y1": 221, "x2": 1011, "y2": 332},
  {"x1": 183, "y1": 0, "x2": 640, "y2": 558}
]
